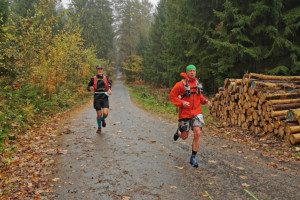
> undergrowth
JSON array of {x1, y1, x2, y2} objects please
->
[{"x1": 0, "y1": 83, "x2": 91, "y2": 150}]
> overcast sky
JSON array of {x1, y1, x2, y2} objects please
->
[{"x1": 61, "y1": 0, "x2": 160, "y2": 9}]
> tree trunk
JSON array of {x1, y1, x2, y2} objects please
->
[
  {"x1": 279, "y1": 127, "x2": 285, "y2": 138},
  {"x1": 289, "y1": 133, "x2": 300, "y2": 145},
  {"x1": 285, "y1": 125, "x2": 300, "y2": 135},
  {"x1": 272, "y1": 103, "x2": 300, "y2": 111},
  {"x1": 276, "y1": 115, "x2": 286, "y2": 121},
  {"x1": 269, "y1": 99, "x2": 300, "y2": 105},
  {"x1": 249, "y1": 73, "x2": 300, "y2": 81},
  {"x1": 251, "y1": 82, "x2": 300, "y2": 92},
  {"x1": 286, "y1": 109, "x2": 300, "y2": 121},
  {"x1": 271, "y1": 110, "x2": 289, "y2": 117},
  {"x1": 261, "y1": 93, "x2": 300, "y2": 102},
  {"x1": 210, "y1": 73, "x2": 300, "y2": 145}
]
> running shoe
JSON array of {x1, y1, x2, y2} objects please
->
[
  {"x1": 173, "y1": 129, "x2": 179, "y2": 141},
  {"x1": 96, "y1": 128, "x2": 101, "y2": 134},
  {"x1": 102, "y1": 120, "x2": 106, "y2": 127},
  {"x1": 190, "y1": 156, "x2": 199, "y2": 167}
]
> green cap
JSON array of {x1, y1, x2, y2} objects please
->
[{"x1": 186, "y1": 65, "x2": 196, "y2": 73}]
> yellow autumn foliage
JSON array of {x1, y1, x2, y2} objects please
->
[
  {"x1": 122, "y1": 54, "x2": 143, "y2": 82},
  {"x1": 1, "y1": 0, "x2": 98, "y2": 97}
]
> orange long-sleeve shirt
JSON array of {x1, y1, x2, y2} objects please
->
[{"x1": 169, "y1": 73, "x2": 208, "y2": 119}]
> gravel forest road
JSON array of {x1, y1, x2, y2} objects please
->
[{"x1": 52, "y1": 77, "x2": 300, "y2": 200}]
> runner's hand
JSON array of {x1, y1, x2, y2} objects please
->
[
  {"x1": 108, "y1": 89, "x2": 112, "y2": 95},
  {"x1": 89, "y1": 86, "x2": 94, "y2": 91},
  {"x1": 182, "y1": 101, "x2": 190, "y2": 107},
  {"x1": 206, "y1": 100, "x2": 211, "y2": 107}
]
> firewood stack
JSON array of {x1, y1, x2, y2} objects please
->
[{"x1": 210, "y1": 73, "x2": 300, "y2": 145}]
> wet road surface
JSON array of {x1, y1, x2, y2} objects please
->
[{"x1": 52, "y1": 79, "x2": 300, "y2": 200}]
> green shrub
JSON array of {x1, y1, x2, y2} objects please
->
[{"x1": 0, "y1": 83, "x2": 91, "y2": 144}]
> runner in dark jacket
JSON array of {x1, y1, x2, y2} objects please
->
[{"x1": 87, "y1": 65, "x2": 112, "y2": 134}]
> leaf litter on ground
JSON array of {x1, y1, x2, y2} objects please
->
[
  {"x1": 0, "y1": 110, "x2": 75, "y2": 199},
  {"x1": 209, "y1": 126, "x2": 300, "y2": 163}
]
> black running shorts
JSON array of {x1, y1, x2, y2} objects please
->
[{"x1": 94, "y1": 96, "x2": 109, "y2": 111}]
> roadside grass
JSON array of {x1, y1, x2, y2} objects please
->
[{"x1": 126, "y1": 84, "x2": 177, "y2": 117}]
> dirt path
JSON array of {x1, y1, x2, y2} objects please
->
[{"x1": 52, "y1": 78, "x2": 300, "y2": 200}]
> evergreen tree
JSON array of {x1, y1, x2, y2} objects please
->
[
  {"x1": 144, "y1": 0, "x2": 224, "y2": 89},
  {"x1": 115, "y1": 0, "x2": 152, "y2": 63},
  {"x1": 272, "y1": 0, "x2": 300, "y2": 75},
  {"x1": 143, "y1": 0, "x2": 167, "y2": 85},
  {"x1": 143, "y1": 0, "x2": 299, "y2": 92},
  {"x1": 0, "y1": 0, "x2": 9, "y2": 26},
  {"x1": 10, "y1": 0, "x2": 41, "y2": 18},
  {"x1": 208, "y1": 0, "x2": 299, "y2": 83},
  {"x1": 68, "y1": 0, "x2": 114, "y2": 59},
  {"x1": 0, "y1": 0, "x2": 9, "y2": 77}
]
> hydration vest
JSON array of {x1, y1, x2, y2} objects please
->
[
  {"x1": 181, "y1": 78, "x2": 203, "y2": 98},
  {"x1": 93, "y1": 76, "x2": 109, "y2": 91}
]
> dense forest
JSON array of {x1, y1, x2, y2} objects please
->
[
  {"x1": 0, "y1": 0, "x2": 299, "y2": 143},
  {"x1": 143, "y1": 0, "x2": 300, "y2": 92}
]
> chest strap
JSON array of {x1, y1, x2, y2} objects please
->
[{"x1": 93, "y1": 76, "x2": 109, "y2": 91}]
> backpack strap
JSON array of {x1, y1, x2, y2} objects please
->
[
  {"x1": 103, "y1": 76, "x2": 109, "y2": 91},
  {"x1": 93, "y1": 76, "x2": 97, "y2": 91},
  {"x1": 181, "y1": 79, "x2": 191, "y2": 97},
  {"x1": 196, "y1": 78, "x2": 203, "y2": 94},
  {"x1": 94, "y1": 76, "x2": 110, "y2": 91}
]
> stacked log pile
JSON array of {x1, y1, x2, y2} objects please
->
[{"x1": 210, "y1": 73, "x2": 300, "y2": 144}]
